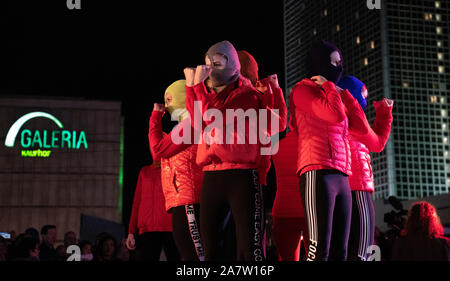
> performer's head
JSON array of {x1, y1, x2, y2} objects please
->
[
  {"x1": 405, "y1": 201, "x2": 444, "y2": 238},
  {"x1": 205, "y1": 40, "x2": 241, "y2": 87},
  {"x1": 164, "y1": 79, "x2": 188, "y2": 122},
  {"x1": 237, "y1": 50, "x2": 259, "y2": 87},
  {"x1": 306, "y1": 40, "x2": 343, "y2": 84},
  {"x1": 337, "y1": 75, "x2": 368, "y2": 111}
]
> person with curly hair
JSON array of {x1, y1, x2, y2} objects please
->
[{"x1": 392, "y1": 201, "x2": 449, "y2": 261}]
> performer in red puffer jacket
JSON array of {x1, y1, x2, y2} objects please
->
[
  {"x1": 237, "y1": 50, "x2": 287, "y2": 258},
  {"x1": 183, "y1": 41, "x2": 284, "y2": 261},
  {"x1": 149, "y1": 80, "x2": 205, "y2": 261},
  {"x1": 290, "y1": 40, "x2": 368, "y2": 261},
  {"x1": 126, "y1": 163, "x2": 180, "y2": 261},
  {"x1": 337, "y1": 75, "x2": 393, "y2": 261},
  {"x1": 272, "y1": 130, "x2": 307, "y2": 261}
]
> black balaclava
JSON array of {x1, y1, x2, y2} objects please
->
[
  {"x1": 305, "y1": 40, "x2": 343, "y2": 84},
  {"x1": 206, "y1": 40, "x2": 241, "y2": 87}
]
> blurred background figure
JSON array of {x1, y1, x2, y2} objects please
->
[
  {"x1": 39, "y1": 225, "x2": 57, "y2": 261},
  {"x1": 392, "y1": 201, "x2": 449, "y2": 261},
  {"x1": 0, "y1": 236, "x2": 8, "y2": 261},
  {"x1": 13, "y1": 236, "x2": 40, "y2": 261},
  {"x1": 126, "y1": 163, "x2": 180, "y2": 261},
  {"x1": 94, "y1": 233, "x2": 118, "y2": 261},
  {"x1": 79, "y1": 240, "x2": 94, "y2": 261},
  {"x1": 64, "y1": 231, "x2": 78, "y2": 248}
]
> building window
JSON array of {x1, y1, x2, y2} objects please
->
[
  {"x1": 356, "y1": 36, "x2": 361, "y2": 44},
  {"x1": 436, "y1": 14, "x2": 442, "y2": 21},
  {"x1": 441, "y1": 110, "x2": 447, "y2": 117},
  {"x1": 435, "y1": 1, "x2": 441, "y2": 8},
  {"x1": 437, "y1": 40, "x2": 442, "y2": 47},
  {"x1": 438, "y1": 66, "x2": 445, "y2": 73},
  {"x1": 403, "y1": 82, "x2": 409, "y2": 88},
  {"x1": 438, "y1": 53, "x2": 444, "y2": 60},
  {"x1": 336, "y1": 24, "x2": 340, "y2": 32},
  {"x1": 364, "y1": 57, "x2": 368, "y2": 66},
  {"x1": 425, "y1": 13, "x2": 432, "y2": 20},
  {"x1": 436, "y1": 26, "x2": 442, "y2": 34},
  {"x1": 313, "y1": 28, "x2": 317, "y2": 36},
  {"x1": 355, "y1": 11, "x2": 359, "y2": 19},
  {"x1": 323, "y1": 9, "x2": 328, "y2": 16},
  {"x1": 430, "y1": 95, "x2": 438, "y2": 103},
  {"x1": 370, "y1": 41, "x2": 375, "y2": 49}
]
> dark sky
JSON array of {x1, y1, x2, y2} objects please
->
[{"x1": 3, "y1": 0, "x2": 284, "y2": 224}]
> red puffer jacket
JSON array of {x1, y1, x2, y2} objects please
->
[
  {"x1": 290, "y1": 79, "x2": 368, "y2": 176},
  {"x1": 149, "y1": 111, "x2": 203, "y2": 212},
  {"x1": 128, "y1": 165, "x2": 172, "y2": 234},
  {"x1": 257, "y1": 85, "x2": 287, "y2": 185},
  {"x1": 186, "y1": 76, "x2": 284, "y2": 172},
  {"x1": 348, "y1": 100, "x2": 393, "y2": 193},
  {"x1": 272, "y1": 131, "x2": 305, "y2": 218}
]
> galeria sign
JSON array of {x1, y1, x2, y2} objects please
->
[{"x1": 4, "y1": 112, "x2": 88, "y2": 158}]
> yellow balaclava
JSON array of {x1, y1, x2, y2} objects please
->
[{"x1": 164, "y1": 80, "x2": 188, "y2": 122}]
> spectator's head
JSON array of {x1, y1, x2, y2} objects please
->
[
  {"x1": 16, "y1": 236, "x2": 39, "y2": 260},
  {"x1": 79, "y1": 240, "x2": 93, "y2": 261},
  {"x1": 55, "y1": 245, "x2": 67, "y2": 261},
  {"x1": 95, "y1": 233, "x2": 117, "y2": 261},
  {"x1": 405, "y1": 201, "x2": 444, "y2": 238},
  {"x1": 64, "y1": 231, "x2": 77, "y2": 247},
  {"x1": 40, "y1": 225, "x2": 57, "y2": 247},
  {"x1": 0, "y1": 236, "x2": 7, "y2": 261},
  {"x1": 25, "y1": 227, "x2": 40, "y2": 245},
  {"x1": 117, "y1": 239, "x2": 130, "y2": 261}
]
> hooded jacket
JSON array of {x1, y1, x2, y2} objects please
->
[
  {"x1": 128, "y1": 164, "x2": 172, "y2": 234},
  {"x1": 237, "y1": 50, "x2": 287, "y2": 185},
  {"x1": 347, "y1": 100, "x2": 393, "y2": 193},
  {"x1": 337, "y1": 76, "x2": 393, "y2": 193},
  {"x1": 185, "y1": 41, "x2": 284, "y2": 172},
  {"x1": 290, "y1": 78, "x2": 368, "y2": 176},
  {"x1": 148, "y1": 81, "x2": 203, "y2": 212}
]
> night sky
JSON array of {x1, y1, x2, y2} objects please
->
[{"x1": 3, "y1": 1, "x2": 285, "y2": 226}]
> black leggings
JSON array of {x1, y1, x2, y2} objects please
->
[
  {"x1": 201, "y1": 169, "x2": 265, "y2": 261},
  {"x1": 136, "y1": 232, "x2": 180, "y2": 261},
  {"x1": 171, "y1": 204, "x2": 204, "y2": 261},
  {"x1": 299, "y1": 169, "x2": 352, "y2": 261},
  {"x1": 348, "y1": 190, "x2": 375, "y2": 261}
]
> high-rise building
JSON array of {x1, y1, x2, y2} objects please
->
[{"x1": 284, "y1": 0, "x2": 450, "y2": 200}]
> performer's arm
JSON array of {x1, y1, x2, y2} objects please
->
[
  {"x1": 148, "y1": 108, "x2": 192, "y2": 160},
  {"x1": 292, "y1": 78, "x2": 346, "y2": 124}
]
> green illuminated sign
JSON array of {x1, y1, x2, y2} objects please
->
[{"x1": 4, "y1": 112, "x2": 88, "y2": 157}]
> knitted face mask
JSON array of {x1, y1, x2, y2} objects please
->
[
  {"x1": 306, "y1": 40, "x2": 344, "y2": 84},
  {"x1": 337, "y1": 75, "x2": 368, "y2": 111},
  {"x1": 205, "y1": 41, "x2": 241, "y2": 87},
  {"x1": 237, "y1": 50, "x2": 259, "y2": 86},
  {"x1": 164, "y1": 80, "x2": 188, "y2": 122}
]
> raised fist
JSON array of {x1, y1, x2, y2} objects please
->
[
  {"x1": 311, "y1": 75, "x2": 328, "y2": 86},
  {"x1": 194, "y1": 65, "x2": 211, "y2": 85},
  {"x1": 153, "y1": 103, "x2": 165, "y2": 112},
  {"x1": 184, "y1": 67, "x2": 196, "y2": 87}
]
